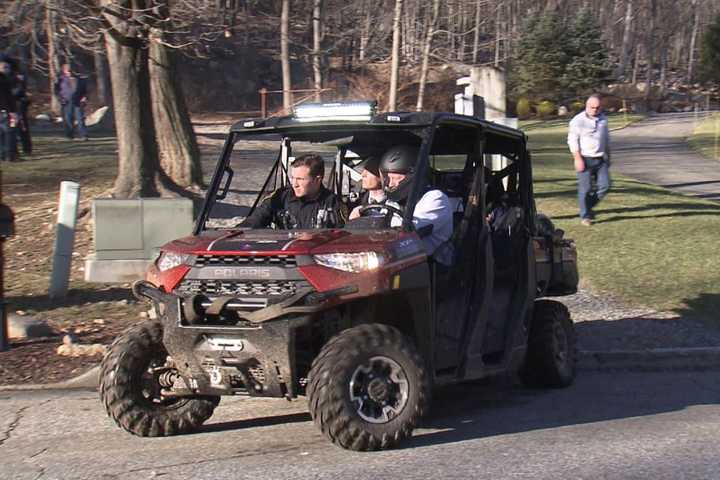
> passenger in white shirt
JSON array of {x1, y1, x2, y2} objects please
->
[{"x1": 378, "y1": 145, "x2": 454, "y2": 266}]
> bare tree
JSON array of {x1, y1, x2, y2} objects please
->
[
  {"x1": 280, "y1": 0, "x2": 292, "y2": 112},
  {"x1": 100, "y1": 0, "x2": 163, "y2": 198},
  {"x1": 687, "y1": 0, "x2": 701, "y2": 82},
  {"x1": 312, "y1": 0, "x2": 322, "y2": 101},
  {"x1": 388, "y1": 0, "x2": 403, "y2": 111},
  {"x1": 45, "y1": 2, "x2": 61, "y2": 115},
  {"x1": 149, "y1": 33, "x2": 203, "y2": 189},
  {"x1": 615, "y1": 0, "x2": 634, "y2": 79},
  {"x1": 416, "y1": 0, "x2": 441, "y2": 112}
]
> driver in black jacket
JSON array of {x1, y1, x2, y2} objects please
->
[{"x1": 241, "y1": 154, "x2": 345, "y2": 229}]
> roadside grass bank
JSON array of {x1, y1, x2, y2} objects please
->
[
  {"x1": 1, "y1": 132, "x2": 145, "y2": 385},
  {"x1": 3, "y1": 132, "x2": 119, "y2": 191},
  {"x1": 688, "y1": 113, "x2": 720, "y2": 161},
  {"x1": 524, "y1": 118, "x2": 720, "y2": 322}
]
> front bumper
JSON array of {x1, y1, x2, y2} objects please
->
[{"x1": 132, "y1": 281, "x2": 346, "y2": 398}]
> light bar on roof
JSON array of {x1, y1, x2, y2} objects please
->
[{"x1": 294, "y1": 101, "x2": 375, "y2": 122}]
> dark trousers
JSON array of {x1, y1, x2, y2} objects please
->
[
  {"x1": 61, "y1": 103, "x2": 87, "y2": 139},
  {"x1": 577, "y1": 156, "x2": 611, "y2": 219},
  {"x1": 0, "y1": 117, "x2": 17, "y2": 161},
  {"x1": 17, "y1": 103, "x2": 31, "y2": 154}
]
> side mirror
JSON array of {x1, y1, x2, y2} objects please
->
[{"x1": 0, "y1": 204, "x2": 14, "y2": 239}]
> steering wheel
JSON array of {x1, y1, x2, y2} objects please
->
[
  {"x1": 358, "y1": 203, "x2": 405, "y2": 219},
  {"x1": 359, "y1": 203, "x2": 403, "y2": 225}
]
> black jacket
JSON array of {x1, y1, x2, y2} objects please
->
[
  {"x1": 0, "y1": 73, "x2": 16, "y2": 113},
  {"x1": 241, "y1": 186, "x2": 345, "y2": 229}
]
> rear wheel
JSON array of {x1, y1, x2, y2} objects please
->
[
  {"x1": 520, "y1": 300, "x2": 577, "y2": 388},
  {"x1": 307, "y1": 324, "x2": 430, "y2": 451},
  {"x1": 99, "y1": 321, "x2": 219, "y2": 436}
]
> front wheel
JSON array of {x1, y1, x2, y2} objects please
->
[
  {"x1": 520, "y1": 300, "x2": 577, "y2": 388},
  {"x1": 99, "y1": 321, "x2": 219, "y2": 436},
  {"x1": 307, "y1": 324, "x2": 430, "y2": 451}
]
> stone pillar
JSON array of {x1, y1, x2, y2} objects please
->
[
  {"x1": 470, "y1": 67, "x2": 506, "y2": 121},
  {"x1": 456, "y1": 67, "x2": 506, "y2": 121}
]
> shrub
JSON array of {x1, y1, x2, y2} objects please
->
[
  {"x1": 536, "y1": 100, "x2": 556, "y2": 118},
  {"x1": 516, "y1": 98, "x2": 532, "y2": 119},
  {"x1": 569, "y1": 101, "x2": 585, "y2": 113}
]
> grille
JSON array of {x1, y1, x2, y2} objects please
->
[
  {"x1": 177, "y1": 279, "x2": 299, "y2": 297},
  {"x1": 194, "y1": 255, "x2": 297, "y2": 268}
]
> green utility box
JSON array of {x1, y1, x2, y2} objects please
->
[{"x1": 85, "y1": 199, "x2": 193, "y2": 283}]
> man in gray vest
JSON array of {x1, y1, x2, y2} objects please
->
[{"x1": 567, "y1": 94, "x2": 611, "y2": 226}]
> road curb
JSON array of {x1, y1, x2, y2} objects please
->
[
  {"x1": 1, "y1": 348, "x2": 720, "y2": 392},
  {"x1": 579, "y1": 347, "x2": 720, "y2": 371},
  {"x1": 0, "y1": 366, "x2": 100, "y2": 392}
]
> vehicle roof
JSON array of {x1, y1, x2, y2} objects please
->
[{"x1": 230, "y1": 111, "x2": 526, "y2": 143}]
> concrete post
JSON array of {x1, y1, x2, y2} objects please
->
[{"x1": 49, "y1": 181, "x2": 80, "y2": 299}]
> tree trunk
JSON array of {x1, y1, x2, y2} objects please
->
[
  {"x1": 416, "y1": 0, "x2": 441, "y2": 112},
  {"x1": 659, "y1": 47, "x2": 667, "y2": 95},
  {"x1": 101, "y1": 0, "x2": 162, "y2": 198},
  {"x1": 149, "y1": 33, "x2": 203, "y2": 189},
  {"x1": 494, "y1": 1, "x2": 502, "y2": 67},
  {"x1": 93, "y1": 50, "x2": 111, "y2": 106},
  {"x1": 45, "y1": 2, "x2": 61, "y2": 116},
  {"x1": 687, "y1": 0, "x2": 700, "y2": 82},
  {"x1": 312, "y1": 0, "x2": 322, "y2": 101},
  {"x1": 280, "y1": 0, "x2": 292, "y2": 112},
  {"x1": 457, "y1": 3, "x2": 466, "y2": 61},
  {"x1": 615, "y1": 0, "x2": 634, "y2": 79},
  {"x1": 388, "y1": 0, "x2": 403, "y2": 112},
  {"x1": 632, "y1": 42, "x2": 641, "y2": 84},
  {"x1": 644, "y1": 0, "x2": 656, "y2": 104},
  {"x1": 472, "y1": 0, "x2": 482, "y2": 64},
  {"x1": 359, "y1": 1, "x2": 370, "y2": 63}
]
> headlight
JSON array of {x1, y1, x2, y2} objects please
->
[
  {"x1": 313, "y1": 252, "x2": 385, "y2": 273},
  {"x1": 156, "y1": 251, "x2": 191, "y2": 271}
]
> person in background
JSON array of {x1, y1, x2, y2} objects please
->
[
  {"x1": 54, "y1": 63, "x2": 88, "y2": 141},
  {"x1": 0, "y1": 60, "x2": 18, "y2": 162},
  {"x1": 567, "y1": 94, "x2": 611, "y2": 226},
  {"x1": 13, "y1": 69, "x2": 31, "y2": 155}
]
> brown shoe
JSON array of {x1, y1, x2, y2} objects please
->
[{"x1": 581, "y1": 218, "x2": 592, "y2": 227}]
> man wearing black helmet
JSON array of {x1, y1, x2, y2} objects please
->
[{"x1": 378, "y1": 144, "x2": 454, "y2": 266}]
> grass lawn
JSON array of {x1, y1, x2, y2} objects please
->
[
  {"x1": 524, "y1": 115, "x2": 720, "y2": 322},
  {"x1": 688, "y1": 112, "x2": 720, "y2": 161},
  {"x1": 2, "y1": 132, "x2": 119, "y2": 189}
]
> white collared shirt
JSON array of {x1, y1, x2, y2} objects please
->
[
  {"x1": 567, "y1": 111, "x2": 610, "y2": 158},
  {"x1": 411, "y1": 189, "x2": 454, "y2": 266}
]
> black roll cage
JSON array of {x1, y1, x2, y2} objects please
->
[{"x1": 193, "y1": 114, "x2": 534, "y2": 236}]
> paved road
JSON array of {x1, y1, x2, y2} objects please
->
[
  {"x1": 2, "y1": 371, "x2": 720, "y2": 479},
  {"x1": 612, "y1": 112, "x2": 720, "y2": 201}
]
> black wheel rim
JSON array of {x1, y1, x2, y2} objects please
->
[{"x1": 349, "y1": 356, "x2": 409, "y2": 424}]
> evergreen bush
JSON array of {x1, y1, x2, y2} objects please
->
[
  {"x1": 536, "y1": 100, "x2": 556, "y2": 118},
  {"x1": 516, "y1": 98, "x2": 532, "y2": 119}
]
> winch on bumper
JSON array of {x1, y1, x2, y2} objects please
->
[{"x1": 132, "y1": 280, "x2": 356, "y2": 399}]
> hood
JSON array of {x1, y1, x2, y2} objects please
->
[{"x1": 161, "y1": 228, "x2": 404, "y2": 256}]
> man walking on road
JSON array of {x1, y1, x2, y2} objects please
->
[{"x1": 568, "y1": 94, "x2": 611, "y2": 226}]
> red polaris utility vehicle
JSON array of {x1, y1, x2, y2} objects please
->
[{"x1": 100, "y1": 102, "x2": 579, "y2": 451}]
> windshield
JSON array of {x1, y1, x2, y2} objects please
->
[{"x1": 202, "y1": 128, "x2": 425, "y2": 231}]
